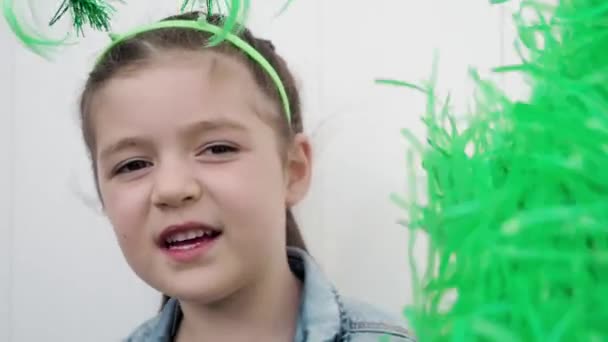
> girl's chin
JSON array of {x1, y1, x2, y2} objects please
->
[{"x1": 157, "y1": 276, "x2": 242, "y2": 305}]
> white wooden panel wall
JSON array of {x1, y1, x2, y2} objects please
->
[{"x1": 0, "y1": 1, "x2": 512, "y2": 340}]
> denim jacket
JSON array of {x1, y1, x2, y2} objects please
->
[{"x1": 125, "y1": 247, "x2": 416, "y2": 341}]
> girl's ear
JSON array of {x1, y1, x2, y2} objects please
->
[{"x1": 285, "y1": 133, "x2": 313, "y2": 207}]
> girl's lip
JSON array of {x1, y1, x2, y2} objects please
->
[
  {"x1": 156, "y1": 221, "x2": 222, "y2": 247},
  {"x1": 161, "y1": 234, "x2": 220, "y2": 262}
]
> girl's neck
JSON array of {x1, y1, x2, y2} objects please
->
[{"x1": 176, "y1": 257, "x2": 302, "y2": 342}]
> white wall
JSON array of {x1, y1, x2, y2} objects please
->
[
  {"x1": 0, "y1": 13, "x2": 16, "y2": 342},
  {"x1": 1, "y1": 1, "x2": 513, "y2": 340},
  {"x1": 306, "y1": 1, "x2": 509, "y2": 315}
]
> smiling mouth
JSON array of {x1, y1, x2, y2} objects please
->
[
  {"x1": 163, "y1": 228, "x2": 222, "y2": 250},
  {"x1": 158, "y1": 221, "x2": 223, "y2": 255}
]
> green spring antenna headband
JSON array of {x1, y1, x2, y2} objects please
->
[{"x1": 2, "y1": 0, "x2": 293, "y2": 122}]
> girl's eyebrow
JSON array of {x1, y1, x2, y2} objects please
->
[
  {"x1": 98, "y1": 119, "x2": 248, "y2": 161},
  {"x1": 99, "y1": 137, "x2": 148, "y2": 162},
  {"x1": 181, "y1": 118, "x2": 248, "y2": 138}
]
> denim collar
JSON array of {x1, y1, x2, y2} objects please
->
[{"x1": 149, "y1": 247, "x2": 346, "y2": 341}]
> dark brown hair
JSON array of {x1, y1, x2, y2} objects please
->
[{"x1": 78, "y1": 12, "x2": 308, "y2": 309}]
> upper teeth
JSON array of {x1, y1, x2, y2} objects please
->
[{"x1": 165, "y1": 229, "x2": 211, "y2": 243}]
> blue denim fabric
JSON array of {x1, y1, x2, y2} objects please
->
[{"x1": 125, "y1": 247, "x2": 416, "y2": 341}]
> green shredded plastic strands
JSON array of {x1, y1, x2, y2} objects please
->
[{"x1": 379, "y1": 0, "x2": 608, "y2": 341}]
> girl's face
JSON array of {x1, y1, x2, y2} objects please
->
[{"x1": 90, "y1": 52, "x2": 311, "y2": 303}]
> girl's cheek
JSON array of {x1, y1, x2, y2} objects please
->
[{"x1": 104, "y1": 187, "x2": 148, "y2": 230}]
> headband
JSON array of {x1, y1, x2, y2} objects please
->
[{"x1": 2, "y1": 0, "x2": 292, "y2": 122}]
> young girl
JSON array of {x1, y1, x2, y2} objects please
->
[{"x1": 79, "y1": 11, "x2": 415, "y2": 341}]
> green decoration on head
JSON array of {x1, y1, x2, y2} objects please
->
[
  {"x1": 2, "y1": 0, "x2": 67, "y2": 57},
  {"x1": 2, "y1": 0, "x2": 292, "y2": 58},
  {"x1": 179, "y1": 0, "x2": 251, "y2": 46},
  {"x1": 1, "y1": 0, "x2": 118, "y2": 58},
  {"x1": 48, "y1": 0, "x2": 116, "y2": 35},
  {"x1": 2, "y1": 0, "x2": 293, "y2": 120},
  {"x1": 380, "y1": 0, "x2": 608, "y2": 340}
]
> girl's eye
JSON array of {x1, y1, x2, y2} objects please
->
[
  {"x1": 201, "y1": 144, "x2": 238, "y2": 156},
  {"x1": 114, "y1": 160, "x2": 152, "y2": 175}
]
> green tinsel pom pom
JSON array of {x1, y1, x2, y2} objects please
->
[
  {"x1": 48, "y1": 0, "x2": 116, "y2": 35},
  {"x1": 379, "y1": 0, "x2": 608, "y2": 341},
  {"x1": 2, "y1": 0, "x2": 118, "y2": 57}
]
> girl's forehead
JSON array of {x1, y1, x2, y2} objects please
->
[
  {"x1": 109, "y1": 51, "x2": 259, "y2": 98},
  {"x1": 90, "y1": 52, "x2": 280, "y2": 146},
  {"x1": 95, "y1": 52, "x2": 273, "y2": 120}
]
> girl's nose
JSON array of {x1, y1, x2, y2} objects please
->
[{"x1": 151, "y1": 163, "x2": 202, "y2": 209}]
